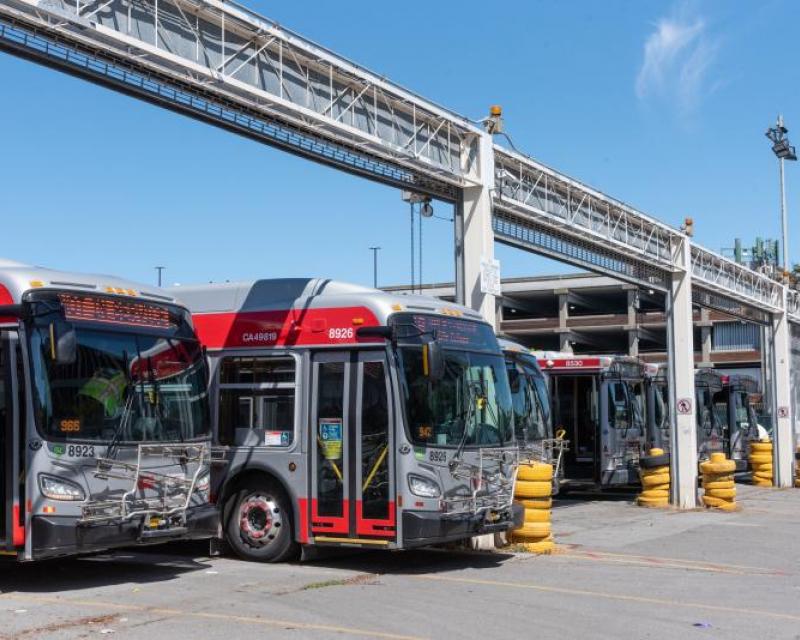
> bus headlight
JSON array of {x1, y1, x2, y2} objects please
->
[
  {"x1": 408, "y1": 474, "x2": 441, "y2": 498},
  {"x1": 39, "y1": 474, "x2": 85, "y2": 501}
]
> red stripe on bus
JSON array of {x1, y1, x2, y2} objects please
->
[
  {"x1": 355, "y1": 500, "x2": 396, "y2": 537},
  {"x1": 192, "y1": 307, "x2": 383, "y2": 350},
  {"x1": 0, "y1": 284, "x2": 15, "y2": 324},
  {"x1": 11, "y1": 503, "x2": 24, "y2": 547},
  {"x1": 297, "y1": 497, "x2": 309, "y2": 544},
  {"x1": 310, "y1": 499, "x2": 349, "y2": 534}
]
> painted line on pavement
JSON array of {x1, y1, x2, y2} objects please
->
[
  {"x1": 0, "y1": 593, "x2": 426, "y2": 640},
  {"x1": 556, "y1": 549, "x2": 785, "y2": 576},
  {"x1": 413, "y1": 575, "x2": 800, "y2": 623}
]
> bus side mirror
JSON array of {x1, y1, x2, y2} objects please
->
[
  {"x1": 50, "y1": 318, "x2": 77, "y2": 365},
  {"x1": 422, "y1": 337, "x2": 445, "y2": 381},
  {"x1": 356, "y1": 326, "x2": 394, "y2": 340}
]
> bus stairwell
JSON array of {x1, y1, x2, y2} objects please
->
[{"x1": 80, "y1": 443, "x2": 209, "y2": 539}]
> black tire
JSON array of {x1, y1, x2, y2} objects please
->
[
  {"x1": 640, "y1": 453, "x2": 671, "y2": 469},
  {"x1": 224, "y1": 480, "x2": 299, "y2": 563}
]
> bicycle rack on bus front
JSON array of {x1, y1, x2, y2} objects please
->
[
  {"x1": 516, "y1": 436, "x2": 569, "y2": 493},
  {"x1": 444, "y1": 446, "x2": 519, "y2": 517},
  {"x1": 80, "y1": 443, "x2": 210, "y2": 540}
]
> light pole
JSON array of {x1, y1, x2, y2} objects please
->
[
  {"x1": 368, "y1": 247, "x2": 381, "y2": 289},
  {"x1": 155, "y1": 266, "x2": 165, "y2": 287},
  {"x1": 766, "y1": 115, "x2": 797, "y2": 272}
]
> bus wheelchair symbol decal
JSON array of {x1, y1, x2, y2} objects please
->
[{"x1": 319, "y1": 419, "x2": 343, "y2": 460}]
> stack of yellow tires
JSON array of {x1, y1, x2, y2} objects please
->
[
  {"x1": 637, "y1": 448, "x2": 670, "y2": 508},
  {"x1": 749, "y1": 440, "x2": 773, "y2": 487},
  {"x1": 512, "y1": 462, "x2": 555, "y2": 554},
  {"x1": 700, "y1": 452, "x2": 737, "y2": 511}
]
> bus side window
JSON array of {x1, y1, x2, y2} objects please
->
[
  {"x1": 608, "y1": 382, "x2": 630, "y2": 430},
  {"x1": 218, "y1": 356, "x2": 297, "y2": 447}
]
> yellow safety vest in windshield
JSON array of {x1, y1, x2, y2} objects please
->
[{"x1": 79, "y1": 369, "x2": 127, "y2": 418}]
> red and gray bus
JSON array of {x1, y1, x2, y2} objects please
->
[
  {"x1": 536, "y1": 353, "x2": 648, "y2": 487},
  {"x1": 172, "y1": 278, "x2": 521, "y2": 562},
  {"x1": 647, "y1": 366, "x2": 764, "y2": 470},
  {"x1": 0, "y1": 260, "x2": 215, "y2": 560}
]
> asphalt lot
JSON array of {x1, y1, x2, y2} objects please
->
[{"x1": 1, "y1": 484, "x2": 799, "y2": 639}]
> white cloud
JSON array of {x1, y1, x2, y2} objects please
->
[{"x1": 636, "y1": 4, "x2": 720, "y2": 112}]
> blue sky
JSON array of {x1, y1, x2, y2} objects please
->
[{"x1": 0, "y1": 0, "x2": 798, "y2": 289}]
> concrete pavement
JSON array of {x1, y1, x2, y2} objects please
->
[{"x1": 0, "y1": 485, "x2": 797, "y2": 639}]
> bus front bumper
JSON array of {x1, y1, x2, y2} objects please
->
[
  {"x1": 401, "y1": 502, "x2": 523, "y2": 547},
  {"x1": 29, "y1": 504, "x2": 218, "y2": 560}
]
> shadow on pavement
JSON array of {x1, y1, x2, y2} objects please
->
[
  {"x1": 299, "y1": 546, "x2": 515, "y2": 576},
  {"x1": 553, "y1": 488, "x2": 639, "y2": 510},
  {"x1": 0, "y1": 541, "x2": 213, "y2": 594}
]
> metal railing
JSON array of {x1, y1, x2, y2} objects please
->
[{"x1": 0, "y1": 0, "x2": 797, "y2": 326}]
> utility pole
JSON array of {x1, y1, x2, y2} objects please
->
[
  {"x1": 155, "y1": 266, "x2": 165, "y2": 287},
  {"x1": 766, "y1": 115, "x2": 797, "y2": 272},
  {"x1": 368, "y1": 247, "x2": 381, "y2": 289}
]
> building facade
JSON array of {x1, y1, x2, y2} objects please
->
[{"x1": 386, "y1": 272, "x2": 762, "y2": 376}]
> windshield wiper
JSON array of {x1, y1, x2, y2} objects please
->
[
  {"x1": 106, "y1": 349, "x2": 135, "y2": 461},
  {"x1": 451, "y1": 380, "x2": 482, "y2": 468}
]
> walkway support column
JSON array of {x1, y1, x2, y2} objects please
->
[
  {"x1": 769, "y1": 292, "x2": 794, "y2": 487},
  {"x1": 666, "y1": 239, "x2": 698, "y2": 508},
  {"x1": 455, "y1": 132, "x2": 496, "y2": 325},
  {"x1": 625, "y1": 286, "x2": 639, "y2": 357}
]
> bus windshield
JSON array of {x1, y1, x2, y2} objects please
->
[
  {"x1": 26, "y1": 293, "x2": 209, "y2": 443},
  {"x1": 392, "y1": 314, "x2": 513, "y2": 448},
  {"x1": 508, "y1": 358, "x2": 549, "y2": 443}
]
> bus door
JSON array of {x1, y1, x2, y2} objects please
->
[
  {"x1": 0, "y1": 331, "x2": 22, "y2": 552},
  {"x1": 645, "y1": 380, "x2": 670, "y2": 451},
  {"x1": 601, "y1": 378, "x2": 633, "y2": 485},
  {"x1": 696, "y1": 385, "x2": 721, "y2": 459},
  {"x1": 729, "y1": 389, "x2": 758, "y2": 465},
  {"x1": 557, "y1": 375, "x2": 597, "y2": 481},
  {"x1": 309, "y1": 351, "x2": 396, "y2": 544}
]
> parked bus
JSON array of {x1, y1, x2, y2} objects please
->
[
  {"x1": 0, "y1": 260, "x2": 215, "y2": 561},
  {"x1": 500, "y1": 339, "x2": 551, "y2": 448},
  {"x1": 646, "y1": 366, "x2": 765, "y2": 470},
  {"x1": 173, "y1": 278, "x2": 520, "y2": 562},
  {"x1": 643, "y1": 363, "x2": 669, "y2": 452},
  {"x1": 696, "y1": 370, "x2": 764, "y2": 469},
  {"x1": 536, "y1": 353, "x2": 648, "y2": 487}
]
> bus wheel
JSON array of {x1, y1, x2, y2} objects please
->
[{"x1": 225, "y1": 482, "x2": 299, "y2": 563}]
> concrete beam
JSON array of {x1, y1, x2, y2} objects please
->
[
  {"x1": 558, "y1": 293, "x2": 569, "y2": 330},
  {"x1": 667, "y1": 240, "x2": 698, "y2": 508},
  {"x1": 769, "y1": 293, "x2": 794, "y2": 487},
  {"x1": 456, "y1": 132, "x2": 496, "y2": 324},
  {"x1": 628, "y1": 330, "x2": 639, "y2": 357}
]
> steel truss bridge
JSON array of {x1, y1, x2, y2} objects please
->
[{"x1": 0, "y1": 0, "x2": 797, "y2": 504}]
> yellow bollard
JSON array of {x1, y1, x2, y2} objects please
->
[
  {"x1": 512, "y1": 462, "x2": 555, "y2": 554},
  {"x1": 637, "y1": 448, "x2": 670, "y2": 508},
  {"x1": 700, "y1": 452, "x2": 737, "y2": 511},
  {"x1": 749, "y1": 439, "x2": 773, "y2": 487}
]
